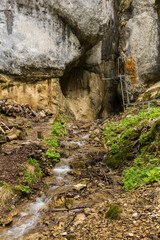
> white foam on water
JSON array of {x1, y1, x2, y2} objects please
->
[
  {"x1": 5, "y1": 197, "x2": 49, "y2": 239},
  {"x1": 53, "y1": 165, "x2": 70, "y2": 176},
  {"x1": 81, "y1": 133, "x2": 90, "y2": 139},
  {"x1": 61, "y1": 140, "x2": 88, "y2": 146}
]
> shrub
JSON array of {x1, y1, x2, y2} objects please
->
[{"x1": 51, "y1": 120, "x2": 67, "y2": 137}]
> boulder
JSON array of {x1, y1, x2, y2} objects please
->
[{"x1": 0, "y1": 0, "x2": 110, "y2": 79}]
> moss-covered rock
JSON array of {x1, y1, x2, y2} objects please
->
[
  {"x1": 105, "y1": 205, "x2": 122, "y2": 219},
  {"x1": 106, "y1": 144, "x2": 132, "y2": 169},
  {"x1": 70, "y1": 161, "x2": 86, "y2": 169},
  {"x1": 65, "y1": 198, "x2": 73, "y2": 209}
]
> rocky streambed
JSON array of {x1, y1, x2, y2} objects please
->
[{"x1": 0, "y1": 119, "x2": 160, "y2": 240}]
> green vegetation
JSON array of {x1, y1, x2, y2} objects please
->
[
  {"x1": 105, "y1": 205, "x2": 121, "y2": 219},
  {"x1": 46, "y1": 136, "x2": 59, "y2": 148},
  {"x1": 46, "y1": 149, "x2": 60, "y2": 163},
  {"x1": 27, "y1": 158, "x2": 39, "y2": 167},
  {"x1": 0, "y1": 182, "x2": 13, "y2": 208},
  {"x1": 110, "y1": 144, "x2": 119, "y2": 154},
  {"x1": 103, "y1": 106, "x2": 160, "y2": 191},
  {"x1": 45, "y1": 119, "x2": 67, "y2": 164},
  {"x1": 16, "y1": 158, "x2": 43, "y2": 195},
  {"x1": 17, "y1": 185, "x2": 31, "y2": 194},
  {"x1": 46, "y1": 119, "x2": 67, "y2": 148},
  {"x1": 51, "y1": 120, "x2": 67, "y2": 136}
]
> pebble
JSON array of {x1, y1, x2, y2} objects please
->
[
  {"x1": 61, "y1": 232, "x2": 67, "y2": 236},
  {"x1": 129, "y1": 233, "x2": 134, "y2": 237},
  {"x1": 73, "y1": 183, "x2": 86, "y2": 191},
  {"x1": 132, "y1": 212, "x2": 138, "y2": 218}
]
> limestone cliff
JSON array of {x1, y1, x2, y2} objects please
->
[
  {"x1": 119, "y1": 0, "x2": 160, "y2": 99},
  {"x1": 0, "y1": 0, "x2": 115, "y2": 120},
  {"x1": 0, "y1": 0, "x2": 160, "y2": 120}
]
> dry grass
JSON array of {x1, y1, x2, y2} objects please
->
[{"x1": 0, "y1": 185, "x2": 13, "y2": 208}]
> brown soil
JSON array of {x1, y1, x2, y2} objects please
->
[{"x1": 0, "y1": 115, "x2": 52, "y2": 184}]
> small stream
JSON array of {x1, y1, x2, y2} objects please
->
[
  {"x1": 0, "y1": 122, "x2": 106, "y2": 240},
  {"x1": 4, "y1": 197, "x2": 49, "y2": 239},
  {"x1": 0, "y1": 138, "x2": 78, "y2": 240}
]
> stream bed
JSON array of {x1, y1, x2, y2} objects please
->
[{"x1": 0, "y1": 121, "x2": 118, "y2": 240}]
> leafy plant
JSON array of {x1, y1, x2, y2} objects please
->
[
  {"x1": 46, "y1": 136, "x2": 59, "y2": 148},
  {"x1": 51, "y1": 120, "x2": 67, "y2": 137},
  {"x1": 24, "y1": 171, "x2": 37, "y2": 185},
  {"x1": 120, "y1": 128, "x2": 133, "y2": 140},
  {"x1": 18, "y1": 185, "x2": 30, "y2": 194},
  {"x1": 45, "y1": 119, "x2": 67, "y2": 149},
  {"x1": 138, "y1": 132, "x2": 149, "y2": 145},
  {"x1": 46, "y1": 149, "x2": 60, "y2": 162},
  {"x1": 35, "y1": 168, "x2": 43, "y2": 178},
  {"x1": 103, "y1": 106, "x2": 160, "y2": 189},
  {"x1": 27, "y1": 158, "x2": 39, "y2": 167},
  {"x1": 17, "y1": 178, "x2": 22, "y2": 184},
  {"x1": 122, "y1": 165, "x2": 160, "y2": 191}
]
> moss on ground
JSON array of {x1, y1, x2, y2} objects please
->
[
  {"x1": 103, "y1": 106, "x2": 160, "y2": 191},
  {"x1": 105, "y1": 205, "x2": 121, "y2": 219}
]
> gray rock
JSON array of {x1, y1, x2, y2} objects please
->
[
  {"x1": 0, "y1": 0, "x2": 112, "y2": 79},
  {"x1": 120, "y1": 0, "x2": 160, "y2": 96}
]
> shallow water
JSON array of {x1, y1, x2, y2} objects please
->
[
  {"x1": 1, "y1": 154, "x2": 72, "y2": 240},
  {"x1": 4, "y1": 197, "x2": 49, "y2": 239}
]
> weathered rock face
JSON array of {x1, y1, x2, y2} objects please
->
[
  {"x1": 59, "y1": 0, "x2": 121, "y2": 120},
  {"x1": 60, "y1": 68, "x2": 104, "y2": 120},
  {"x1": 1, "y1": 0, "x2": 159, "y2": 120},
  {"x1": 119, "y1": 0, "x2": 160, "y2": 98},
  {"x1": 0, "y1": 0, "x2": 116, "y2": 120},
  {"x1": 0, "y1": 0, "x2": 110, "y2": 79}
]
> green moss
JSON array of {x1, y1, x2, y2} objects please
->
[
  {"x1": 110, "y1": 144, "x2": 119, "y2": 154},
  {"x1": 70, "y1": 161, "x2": 86, "y2": 169},
  {"x1": 105, "y1": 205, "x2": 121, "y2": 219},
  {"x1": 147, "y1": 119, "x2": 160, "y2": 141},
  {"x1": 103, "y1": 106, "x2": 160, "y2": 189},
  {"x1": 138, "y1": 119, "x2": 160, "y2": 145},
  {"x1": 119, "y1": 0, "x2": 132, "y2": 13},
  {"x1": 106, "y1": 145, "x2": 131, "y2": 169},
  {"x1": 65, "y1": 198, "x2": 73, "y2": 208}
]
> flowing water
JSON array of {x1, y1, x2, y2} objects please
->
[
  {"x1": 0, "y1": 121, "x2": 112, "y2": 240},
  {"x1": 0, "y1": 138, "x2": 76, "y2": 240}
]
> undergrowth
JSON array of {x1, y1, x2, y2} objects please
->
[
  {"x1": 15, "y1": 158, "x2": 43, "y2": 195},
  {"x1": 46, "y1": 119, "x2": 67, "y2": 148},
  {"x1": 103, "y1": 106, "x2": 160, "y2": 191},
  {"x1": 45, "y1": 119, "x2": 67, "y2": 164}
]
